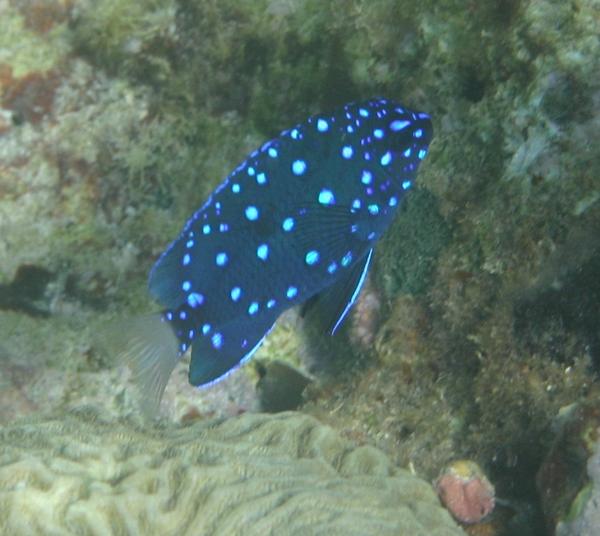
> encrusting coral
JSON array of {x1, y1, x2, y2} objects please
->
[{"x1": 0, "y1": 408, "x2": 464, "y2": 536}]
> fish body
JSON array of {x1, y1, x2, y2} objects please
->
[{"x1": 134, "y1": 98, "x2": 432, "y2": 406}]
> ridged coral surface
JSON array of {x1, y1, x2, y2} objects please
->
[{"x1": 0, "y1": 409, "x2": 463, "y2": 536}]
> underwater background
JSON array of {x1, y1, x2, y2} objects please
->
[{"x1": 1, "y1": 0, "x2": 599, "y2": 534}]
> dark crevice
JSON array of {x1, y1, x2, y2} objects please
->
[
  {"x1": 514, "y1": 226, "x2": 600, "y2": 371},
  {"x1": 0, "y1": 265, "x2": 54, "y2": 317}
]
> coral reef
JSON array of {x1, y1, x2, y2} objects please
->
[
  {"x1": 0, "y1": 409, "x2": 463, "y2": 536},
  {"x1": 1, "y1": 1, "x2": 600, "y2": 534}
]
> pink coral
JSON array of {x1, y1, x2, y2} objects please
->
[{"x1": 435, "y1": 460, "x2": 495, "y2": 524}]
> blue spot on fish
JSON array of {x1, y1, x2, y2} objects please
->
[
  {"x1": 368, "y1": 204, "x2": 380, "y2": 216},
  {"x1": 215, "y1": 252, "x2": 228, "y2": 266},
  {"x1": 361, "y1": 170, "x2": 373, "y2": 185},
  {"x1": 187, "y1": 292, "x2": 204, "y2": 308},
  {"x1": 318, "y1": 189, "x2": 335, "y2": 205},
  {"x1": 211, "y1": 333, "x2": 223, "y2": 349},
  {"x1": 305, "y1": 250, "x2": 320, "y2": 266},
  {"x1": 317, "y1": 118, "x2": 329, "y2": 132},
  {"x1": 292, "y1": 159, "x2": 307, "y2": 175},
  {"x1": 144, "y1": 98, "x2": 433, "y2": 394},
  {"x1": 286, "y1": 286, "x2": 298, "y2": 299},
  {"x1": 230, "y1": 286, "x2": 242, "y2": 302},
  {"x1": 282, "y1": 217, "x2": 295, "y2": 231},
  {"x1": 390, "y1": 119, "x2": 410, "y2": 131},
  {"x1": 257, "y1": 244, "x2": 269, "y2": 260},
  {"x1": 245, "y1": 206, "x2": 259, "y2": 220}
]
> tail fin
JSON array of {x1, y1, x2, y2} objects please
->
[{"x1": 110, "y1": 314, "x2": 180, "y2": 416}]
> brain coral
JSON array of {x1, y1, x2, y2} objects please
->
[{"x1": 0, "y1": 408, "x2": 463, "y2": 536}]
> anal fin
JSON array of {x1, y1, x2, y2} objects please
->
[{"x1": 190, "y1": 315, "x2": 277, "y2": 386}]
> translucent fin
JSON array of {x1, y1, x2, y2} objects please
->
[
  {"x1": 115, "y1": 314, "x2": 180, "y2": 416},
  {"x1": 301, "y1": 248, "x2": 373, "y2": 335}
]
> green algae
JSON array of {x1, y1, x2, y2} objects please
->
[
  {"x1": 0, "y1": 10, "x2": 68, "y2": 77},
  {"x1": 376, "y1": 188, "x2": 451, "y2": 298},
  {"x1": 70, "y1": 0, "x2": 176, "y2": 82}
]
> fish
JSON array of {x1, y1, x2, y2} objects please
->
[{"x1": 126, "y1": 97, "x2": 433, "y2": 411}]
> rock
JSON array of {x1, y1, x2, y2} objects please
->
[
  {"x1": 255, "y1": 359, "x2": 313, "y2": 412},
  {"x1": 555, "y1": 434, "x2": 600, "y2": 536},
  {"x1": 536, "y1": 401, "x2": 600, "y2": 536}
]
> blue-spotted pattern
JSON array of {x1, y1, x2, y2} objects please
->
[{"x1": 146, "y1": 98, "x2": 433, "y2": 391}]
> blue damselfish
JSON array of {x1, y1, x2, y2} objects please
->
[{"x1": 128, "y1": 98, "x2": 433, "y2": 409}]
